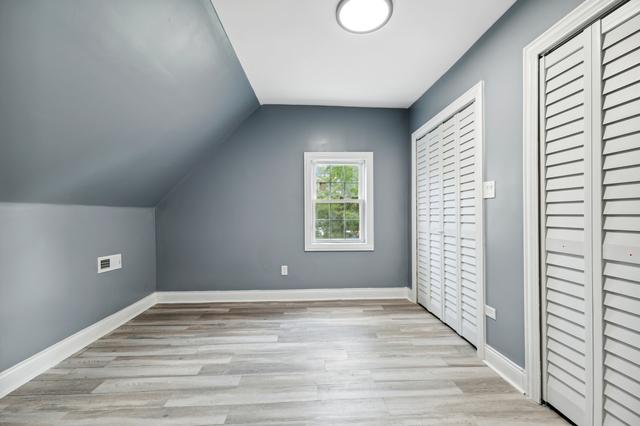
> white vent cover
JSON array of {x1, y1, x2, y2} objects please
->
[{"x1": 97, "y1": 254, "x2": 122, "y2": 273}]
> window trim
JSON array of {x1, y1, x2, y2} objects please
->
[{"x1": 304, "y1": 152, "x2": 374, "y2": 251}]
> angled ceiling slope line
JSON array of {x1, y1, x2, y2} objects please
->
[
  {"x1": 212, "y1": 0, "x2": 516, "y2": 108},
  {"x1": 0, "y1": 0, "x2": 258, "y2": 207}
]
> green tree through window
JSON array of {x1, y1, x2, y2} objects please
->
[{"x1": 315, "y1": 164, "x2": 360, "y2": 240}]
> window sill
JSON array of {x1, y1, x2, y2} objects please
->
[{"x1": 305, "y1": 242, "x2": 374, "y2": 252}]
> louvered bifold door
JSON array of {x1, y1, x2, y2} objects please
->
[
  {"x1": 599, "y1": 3, "x2": 640, "y2": 424},
  {"x1": 427, "y1": 126, "x2": 444, "y2": 319},
  {"x1": 540, "y1": 27, "x2": 594, "y2": 426},
  {"x1": 458, "y1": 102, "x2": 479, "y2": 346},
  {"x1": 416, "y1": 135, "x2": 430, "y2": 308},
  {"x1": 441, "y1": 116, "x2": 460, "y2": 331}
]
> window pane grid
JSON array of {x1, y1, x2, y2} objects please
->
[
  {"x1": 312, "y1": 161, "x2": 363, "y2": 242},
  {"x1": 314, "y1": 200, "x2": 362, "y2": 241}
]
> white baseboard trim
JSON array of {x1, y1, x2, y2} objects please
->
[
  {"x1": 156, "y1": 287, "x2": 410, "y2": 303},
  {"x1": 0, "y1": 293, "x2": 157, "y2": 399},
  {"x1": 484, "y1": 344, "x2": 526, "y2": 394}
]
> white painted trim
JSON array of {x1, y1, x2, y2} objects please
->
[
  {"x1": 410, "y1": 81, "x2": 485, "y2": 359},
  {"x1": 303, "y1": 151, "x2": 374, "y2": 252},
  {"x1": 521, "y1": 0, "x2": 625, "y2": 404},
  {"x1": 156, "y1": 287, "x2": 410, "y2": 303},
  {"x1": 0, "y1": 293, "x2": 157, "y2": 399},
  {"x1": 474, "y1": 84, "x2": 486, "y2": 361},
  {"x1": 410, "y1": 134, "x2": 417, "y2": 304},
  {"x1": 484, "y1": 344, "x2": 526, "y2": 395},
  {"x1": 590, "y1": 18, "x2": 605, "y2": 425}
]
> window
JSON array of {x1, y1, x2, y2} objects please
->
[{"x1": 304, "y1": 152, "x2": 374, "y2": 251}]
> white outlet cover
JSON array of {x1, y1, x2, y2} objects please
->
[
  {"x1": 483, "y1": 181, "x2": 496, "y2": 199},
  {"x1": 485, "y1": 304, "x2": 497, "y2": 320},
  {"x1": 280, "y1": 265, "x2": 288, "y2": 276}
]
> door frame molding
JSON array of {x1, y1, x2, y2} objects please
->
[
  {"x1": 411, "y1": 80, "x2": 485, "y2": 360},
  {"x1": 522, "y1": 0, "x2": 626, "y2": 403}
]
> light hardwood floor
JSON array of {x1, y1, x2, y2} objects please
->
[{"x1": 0, "y1": 300, "x2": 566, "y2": 425}]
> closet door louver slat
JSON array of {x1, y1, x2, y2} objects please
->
[
  {"x1": 600, "y1": 5, "x2": 640, "y2": 424},
  {"x1": 540, "y1": 28, "x2": 592, "y2": 426}
]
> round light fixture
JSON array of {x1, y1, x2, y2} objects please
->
[{"x1": 336, "y1": 0, "x2": 393, "y2": 34}]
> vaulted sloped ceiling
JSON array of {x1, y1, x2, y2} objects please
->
[{"x1": 0, "y1": 0, "x2": 258, "y2": 207}]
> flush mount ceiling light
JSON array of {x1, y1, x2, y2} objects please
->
[{"x1": 336, "y1": 0, "x2": 393, "y2": 34}]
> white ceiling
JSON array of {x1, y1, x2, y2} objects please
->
[{"x1": 212, "y1": 0, "x2": 515, "y2": 108}]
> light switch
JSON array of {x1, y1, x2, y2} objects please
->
[{"x1": 483, "y1": 181, "x2": 496, "y2": 199}]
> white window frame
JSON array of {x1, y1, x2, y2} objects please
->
[{"x1": 304, "y1": 152, "x2": 374, "y2": 252}]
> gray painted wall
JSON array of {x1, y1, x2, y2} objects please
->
[
  {"x1": 157, "y1": 105, "x2": 410, "y2": 291},
  {"x1": 0, "y1": 203, "x2": 156, "y2": 371},
  {"x1": 409, "y1": 0, "x2": 583, "y2": 367},
  {"x1": 0, "y1": 0, "x2": 258, "y2": 207}
]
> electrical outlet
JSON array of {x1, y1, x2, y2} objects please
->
[
  {"x1": 483, "y1": 181, "x2": 496, "y2": 199},
  {"x1": 281, "y1": 265, "x2": 288, "y2": 276},
  {"x1": 485, "y1": 305, "x2": 497, "y2": 320}
]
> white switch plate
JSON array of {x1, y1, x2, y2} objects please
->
[
  {"x1": 97, "y1": 254, "x2": 122, "y2": 274},
  {"x1": 280, "y1": 265, "x2": 288, "y2": 276},
  {"x1": 485, "y1": 304, "x2": 497, "y2": 320},
  {"x1": 483, "y1": 181, "x2": 496, "y2": 199}
]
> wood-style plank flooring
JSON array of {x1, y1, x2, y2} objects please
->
[{"x1": 0, "y1": 300, "x2": 566, "y2": 425}]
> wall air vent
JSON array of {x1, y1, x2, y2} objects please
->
[{"x1": 97, "y1": 254, "x2": 122, "y2": 273}]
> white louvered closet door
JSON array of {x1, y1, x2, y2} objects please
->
[
  {"x1": 540, "y1": 27, "x2": 593, "y2": 426},
  {"x1": 539, "y1": 2, "x2": 640, "y2": 424},
  {"x1": 416, "y1": 135, "x2": 430, "y2": 308},
  {"x1": 442, "y1": 115, "x2": 460, "y2": 331},
  {"x1": 426, "y1": 126, "x2": 444, "y2": 319},
  {"x1": 416, "y1": 126, "x2": 445, "y2": 318},
  {"x1": 600, "y1": 3, "x2": 640, "y2": 425},
  {"x1": 457, "y1": 102, "x2": 480, "y2": 345},
  {"x1": 416, "y1": 100, "x2": 481, "y2": 346}
]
